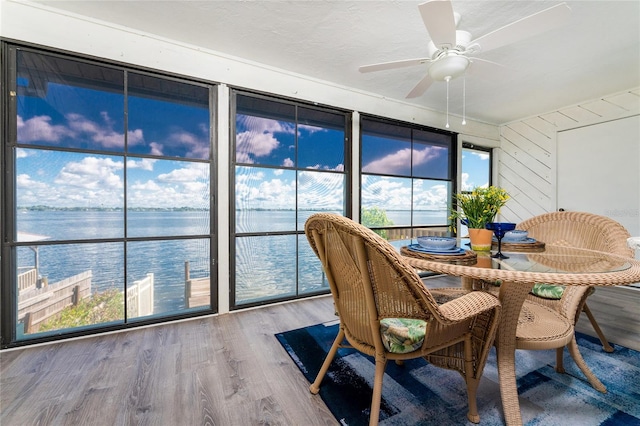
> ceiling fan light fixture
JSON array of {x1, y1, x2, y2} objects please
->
[{"x1": 427, "y1": 54, "x2": 470, "y2": 81}]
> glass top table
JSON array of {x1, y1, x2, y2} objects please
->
[{"x1": 398, "y1": 239, "x2": 640, "y2": 426}]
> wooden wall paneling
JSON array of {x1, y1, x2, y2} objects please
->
[
  {"x1": 580, "y1": 99, "x2": 628, "y2": 117},
  {"x1": 538, "y1": 111, "x2": 579, "y2": 129},
  {"x1": 522, "y1": 116, "x2": 560, "y2": 138},
  {"x1": 606, "y1": 90, "x2": 640, "y2": 111},
  {"x1": 557, "y1": 105, "x2": 603, "y2": 123},
  {"x1": 505, "y1": 121, "x2": 554, "y2": 154}
]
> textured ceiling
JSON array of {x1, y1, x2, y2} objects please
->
[{"x1": 32, "y1": 0, "x2": 640, "y2": 125}]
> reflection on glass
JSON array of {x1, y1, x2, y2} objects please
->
[
  {"x1": 128, "y1": 73, "x2": 210, "y2": 159},
  {"x1": 16, "y1": 242, "x2": 124, "y2": 337},
  {"x1": 127, "y1": 239, "x2": 210, "y2": 320},
  {"x1": 17, "y1": 50, "x2": 125, "y2": 151},
  {"x1": 236, "y1": 235, "x2": 297, "y2": 304}
]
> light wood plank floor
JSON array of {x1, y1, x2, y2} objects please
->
[{"x1": 1, "y1": 276, "x2": 638, "y2": 425}]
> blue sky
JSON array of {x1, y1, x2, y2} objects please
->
[
  {"x1": 16, "y1": 62, "x2": 488, "y2": 211},
  {"x1": 16, "y1": 77, "x2": 210, "y2": 209}
]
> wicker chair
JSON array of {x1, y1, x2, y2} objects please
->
[
  {"x1": 304, "y1": 213, "x2": 501, "y2": 425},
  {"x1": 518, "y1": 211, "x2": 633, "y2": 355}
]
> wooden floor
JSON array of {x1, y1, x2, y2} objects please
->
[{"x1": 1, "y1": 275, "x2": 638, "y2": 425}]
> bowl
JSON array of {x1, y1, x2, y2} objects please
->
[
  {"x1": 504, "y1": 230, "x2": 528, "y2": 241},
  {"x1": 416, "y1": 236, "x2": 457, "y2": 250},
  {"x1": 485, "y1": 222, "x2": 517, "y2": 232}
]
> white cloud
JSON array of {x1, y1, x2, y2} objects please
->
[
  {"x1": 363, "y1": 146, "x2": 446, "y2": 174},
  {"x1": 235, "y1": 116, "x2": 295, "y2": 160},
  {"x1": 17, "y1": 113, "x2": 144, "y2": 150},
  {"x1": 17, "y1": 115, "x2": 73, "y2": 143},
  {"x1": 157, "y1": 163, "x2": 208, "y2": 182},
  {"x1": 55, "y1": 156, "x2": 124, "y2": 190},
  {"x1": 127, "y1": 158, "x2": 156, "y2": 171}
]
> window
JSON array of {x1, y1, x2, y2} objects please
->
[
  {"x1": 458, "y1": 143, "x2": 493, "y2": 236},
  {"x1": 360, "y1": 116, "x2": 455, "y2": 240},
  {"x1": 232, "y1": 93, "x2": 349, "y2": 307},
  {"x1": 2, "y1": 45, "x2": 215, "y2": 347}
]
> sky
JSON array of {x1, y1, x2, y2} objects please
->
[{"x1": 15, "y1": 58, "x2": 489, "y2": 212}]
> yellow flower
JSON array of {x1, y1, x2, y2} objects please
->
[{"x1": 449, "y1": 186, "x2": 509, "y2": 229}]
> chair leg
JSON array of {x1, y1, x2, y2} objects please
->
[
  {"x1": 555, "y1": 347, "x2": 565, "y2": 373},
  {"x1": 463, "y1": 334, "x2": 480, "y2": 424},
  {"x1": 566, "y1": 336, "x2": 607, "y2": 393},
  {"x1": 369, "y1": 355, "x2": 388, "y2": 426},
  {"x1": 310, "y1": 326, "x2": 345, "y2": 394},
  {"x1": 583, "y1": 303, "x2": 614, "y2": 353}
]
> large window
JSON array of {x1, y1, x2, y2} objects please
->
[
  {"x1": 232, "y1": 93, "x2": 349, "y2": 307},
  {"x1": 2, "y1": 45, "x2": 215, "y2": 347},
  {"x1": 360, "y1": 116, "x2": 455, "y2": 240}
]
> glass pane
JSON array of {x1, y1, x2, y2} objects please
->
[
  {"x1": 298, "y1": 234, "x2": 328, "y2": 294},
  {"x1": 462, "y1": 147, "x2": 491, "y2": 190},
  {"x1": 412, "y1": 179, "x2": 451, "y2": 226},
  {"x1": 412, "y1": 129, "x2": 452, "y2": 179},
  {"x1": 127, "y1": 238, "x2": 210, "y2": 320},
  {"x1": 235, "y1": 166, "x2": 296, "y2": 233},
  {"x1": 235, "y1": 96, "x2": 296, "y2": 167},
  {"x1": 298, "y1": 107, "x2": 345, "y2": 170},
  {"x1": 16, "y1": 242, "x2": 124, "y2": 339},
  {"x1": 127, "y1": 159, "x2": 209, "y2": 237},
  {"x1": 297, "y1": 171, "x2": 345, "y2": 230},
  {"x1": 361, "y1": 119, "x2": 412, "y2": 176},
  {"x1": 17, "y1": 50, "x2": 125, "y2": 151},
  {"x1": 361, "y1": 175, "x2": 412, "y2": 227},
  {"x1": 16, "y1": 149, "x2": 124, "y2": 240},
  {"x1": 235, "y1": 235, "x2": 296, "y2": 304},
  {"x1": 127, "y1": 73, "x2": 210, "y2": 159}
]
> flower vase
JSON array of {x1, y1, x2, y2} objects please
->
[{"x1": 468, "y1": 228, "x2": 494, "y2": 251}]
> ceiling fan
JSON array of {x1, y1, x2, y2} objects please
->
[{"x1": 359, "y1": 1, "x2": 572, "y2": 99}]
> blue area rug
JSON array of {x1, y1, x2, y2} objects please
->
[{"x1": 276, "y1": 321, "x2": 640, "y2": 425}]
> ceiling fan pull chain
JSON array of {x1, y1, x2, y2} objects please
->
[
  {"x1": 462, "y1": 75, "x2": 466, "y2": 126},
  {"x1": 445, "y1": 76, "x2": 450, "y2": 128}
]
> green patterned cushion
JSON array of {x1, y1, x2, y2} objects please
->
[
  {"x1": 380, "y1": 318, "x2": 427, "y2": 354},
  {"x1": 530, "y1": 283, "x2": 565, "y2": 299}
]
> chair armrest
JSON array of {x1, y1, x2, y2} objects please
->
[{"x1": 435, "y1": 290, "x2": 501, "y2": 324}]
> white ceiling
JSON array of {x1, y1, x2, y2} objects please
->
[{"x1": 33, "y1": 0, "x2": 640, "y2": 125}]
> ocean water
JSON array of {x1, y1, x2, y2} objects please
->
[{"x1": 16, "y1": 209, "x2": 446, "y2": 312}]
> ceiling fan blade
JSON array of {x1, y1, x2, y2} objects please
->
[
  {"x1": 418, "y1": 0, "x2": 457, "y2": 49},
  {"x1": 406, "y1": 73, "x2": 434, "y2": 98},
  {"x1": 359, "y1": 58, "x2": 431, "y2": 73},
  {"x1": 467, "y1": 58, "x2": 506, "y2": 79},
  {"x1": 471, "y1": 3, "x2": 571, "y2": 53}
]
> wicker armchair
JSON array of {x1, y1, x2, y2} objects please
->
[
  {"x1": 518, "y1": 211, "x2": 633, "y2": 354},
  {"x1": 304, "y1": 213, "x2": 501, "y2": 425}
]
